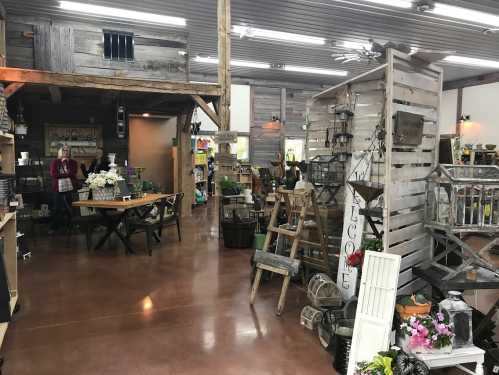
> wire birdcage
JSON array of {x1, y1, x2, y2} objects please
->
[
  {"x1": 425, "y1": 164, "x2": 499, "y2": 233},
  {"x1": 307, "y1": 273, "x2": 343, "y2": 308},
  {"x1": 309, "y1": 155, "x2": 344, "y2": 186}
]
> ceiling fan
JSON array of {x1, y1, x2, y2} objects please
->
[{"x1": 331, "y1": 39, "x2": 455, "y2": 65}]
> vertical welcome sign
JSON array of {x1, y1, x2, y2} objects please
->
[{"x1": 337, "y1": 151, "x2": 372, "y2": 299}]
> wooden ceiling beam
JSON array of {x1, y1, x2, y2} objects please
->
[
  {"x1": 0, "y1": 67, "x2": 222, "y2": 97},
  {"x1": 190, "y1": 94, "x2": 221, "y2": 128},
  {"x1": 443, "y1": 71, "x2": 499, "y2": 91},
  {"x1": 4, "y1": 82, "x2": 25, "y2": 98}
]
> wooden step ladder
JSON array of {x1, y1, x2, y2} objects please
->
[{"x1": 250, "y1": 188, "x2": 330, "y2": 315}]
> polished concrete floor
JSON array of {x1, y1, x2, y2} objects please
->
[
  {"x1": 1, "y1": 202, "x2": 333, "y2": 374},
  {"x1": 2, "y1": 202, "x2": 498, "y2": 374}
]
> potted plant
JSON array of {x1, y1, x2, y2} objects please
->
[
  {"x1": 399, "y1": 313, "x2": 454, "y2": 354},
  {"x1": 396, "y1": 294, "x2": 432, "y2": 320},
  {"x1": 219, "y1": 177, "x2": 241, "y2": 196},
  {"x1": 346, "y1": 239, "x2": 383, "y2": 268},
  {"x1": 86, "y1": 170, "x2": 123, "y2": 200},
  {"x1": 356, "y1": 348, "x2": 430, "y2": 375}
]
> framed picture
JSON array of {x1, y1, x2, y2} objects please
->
[{"x1": 44, "y1": 124, "x2": 103, "y2": 158}]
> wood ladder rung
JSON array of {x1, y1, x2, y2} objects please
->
[
  {"x1": 256, "y1": 262, "x2": 289, "y2": 276},
  {"x1": 291, "y1": 209, "x2": 315, "y2": 215},
  {"x1": 299, "y1": 239, "x2": 321, "y2": 247},
  {"x1": 268, "y1": 226, "x2": 298, "y2": 237}
]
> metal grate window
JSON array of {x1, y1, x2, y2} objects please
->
[{"x1": 103, "y1": 31, "x2": 134, "y2": 61}]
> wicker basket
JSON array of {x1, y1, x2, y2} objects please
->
[{"x1": 92, "y1": 186, "x2": 115, "y2": 201}]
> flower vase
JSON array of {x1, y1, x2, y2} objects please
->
[{"x1": 92, "y1": 186, "x2": 115, "y2": 201}]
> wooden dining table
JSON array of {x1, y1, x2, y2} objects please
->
[{"x1": 73, "y1": 193, "x2": 172, "y2": 254}]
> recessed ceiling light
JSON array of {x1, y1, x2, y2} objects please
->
[
  {"x1": 142, "y1": 113, "x2": 150, "y2": 117},
  {"x1": 443, "y1": 55, "x2": 499, "y2": 69},
  {"x1": 232, "y1": 25, "x2": 325, "y2": 45},
  {"x1": 193, "y1": 56, "x2": 270, "y2": 69},
  {"x1": 284, "y1": 65, "x2": 348, "y2": 76},
  {"x1": 361, "y1": 0, "x2": 413, "y2": 9},
  {"x1": 59, "y1": 1, "x2": 186, "y2": 26},
  {"x1": 429, "y1": 3, "x2": 499, "y2": 28}
]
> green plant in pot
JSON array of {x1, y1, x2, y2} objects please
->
[{"x1": 220, "y1": 177, "x2": 241, "y2": 196}]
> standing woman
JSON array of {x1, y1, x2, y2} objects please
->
[
  {"x1": 80, "y1": 147, "x2": 109, "y2": 178},
  {"x1": 49, "y1": 145, "x2": 78, "y2": 232}
]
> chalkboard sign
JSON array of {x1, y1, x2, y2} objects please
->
[{"x1": 44, "y1": 124, "x2": 103, "y2": 157}]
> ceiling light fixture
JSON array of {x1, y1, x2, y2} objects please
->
[
  {"x1": 443, "y1": 55, "x2": 499, "y2": 69},
  {"x1": 194, "y1": 56, "x2": 348, "y2": 76},
  {"x1": 429, "y1": 3, "x2": 499, "y2": 28},
  {"x1": 342, "y1": 41, "x2": 373, "y2": 50},
  {"x1": 361, "y1": 0, "x2": 413, "y2": 9},
  {"x1": 59, "y1": 1, "x2": 186, "y2": 26},
  {"x1": 284, "y1": 65, "x2": 348, "y2": 76},
  {"x1": 193, "y1": 56, "x2": 270, "y2": 69},
  {"x1": 232, "y1": 25, "x2": 325, "y2": 45}
]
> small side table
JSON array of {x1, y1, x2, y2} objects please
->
[{"x1": 413, "y1": 346, "x2": 485, "y2": 375}]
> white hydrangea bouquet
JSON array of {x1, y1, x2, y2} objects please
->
[{"x1": 86, "y1": 171, "x2": 123, "y2": 200}]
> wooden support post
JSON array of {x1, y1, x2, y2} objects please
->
[
  {"x1": 280, "y1": 87, "x2": 286, "y2": 157},
  {"x1": 0, "y1": 3, "x2": 5, "y2": 67},
  {"x1": 176, "y1": 106, "x2": 194, "y2": 218},
  {"x1": 190, "y1": 94, "x2": 221, "y2": 128},
  {"x1": 218, "y1": 0, "x2": 231, "y2": 150},
  {"x1": 456, "y1": 87, "x2": 463, "y2": 136}
]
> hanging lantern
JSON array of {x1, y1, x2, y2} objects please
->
[{"x1": 15, "y1": 102, "x2": 28, "y2": 138}]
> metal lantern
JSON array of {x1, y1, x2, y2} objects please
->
[
  {"x1": 439, "y1": 291, "x2": 473, "y2": 348},
  {"x1": 307, "y1": 273, "x2": 343, "y2": 308}
]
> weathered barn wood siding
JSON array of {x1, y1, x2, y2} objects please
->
[
  {"x1": 6, "y1": 21, "x2": 34, "y2": 68},
  {"x1": 286, "y1": 89, "x2": 316, "y2": 138},
  {"x1": 250, "y1": 87, "x2": 318, "y2": 166},
  {"x1": 6, "y1": 16, "x2": 188, "y2": 81},
  {"x1": 251, "y1": 86, "x2": 281, "y2": 167}
]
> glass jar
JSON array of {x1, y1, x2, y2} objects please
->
[{"x1": 439, "y1": 291, "x2": 473, "y2": 348}]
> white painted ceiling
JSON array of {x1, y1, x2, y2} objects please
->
[{"x1": 6, "y1": 0, "x2": 499, "y2": 86}]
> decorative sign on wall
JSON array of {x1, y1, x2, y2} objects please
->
[
  {"x1": 214, "y1": 152, "x2": 237, "y2": 166},
  {"x1": 214, "y1": 131, "x2": 238, "y2": 144},
  {"x1": 337, "y1": 151, "x2": 372, "y2": 299},
  {"x1": 44, "y1": 124, "x2": 103, "y2": 157}
]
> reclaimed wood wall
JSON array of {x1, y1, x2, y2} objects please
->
[
  {"x1": 309, "y1": 50, "x2": 442, "y2": 295},
  {"x1": 250, "y1": 86, "x2": 317, "y2": 167},
  {"x1": 384, "y1": 50, "x2": 442, "y2": 295},
  {"x1": 6, "y1": 16, "x2": 188, "y2": 81}
]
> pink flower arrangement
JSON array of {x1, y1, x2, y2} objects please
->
[{"x1": 400, "y1": 313, "x2": 453, "y2": 352}]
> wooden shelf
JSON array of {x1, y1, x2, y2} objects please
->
[
  {"x1": 0, "y1": 132, "x2": 14, "y2": 145},
  {"x1": 0, "y1": 128, "x2": 18, "y2": 350},
  {"x1": 0, "y1": 213, "x2": 15, "y2": 232},
  {"x1": 0, "y1": 295, "x2": 18, "y2": 346}
]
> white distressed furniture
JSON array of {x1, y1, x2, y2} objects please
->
[
  {"x1": 413, "y1": 346, "x2": 485, "y2": 375},
  {"x1": 347, "y1": 251, "x2": 401, "y2": 375}
]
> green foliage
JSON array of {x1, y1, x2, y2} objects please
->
[{"x1": 364, "y1": 238, "x2": 383, "y2": 252}]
